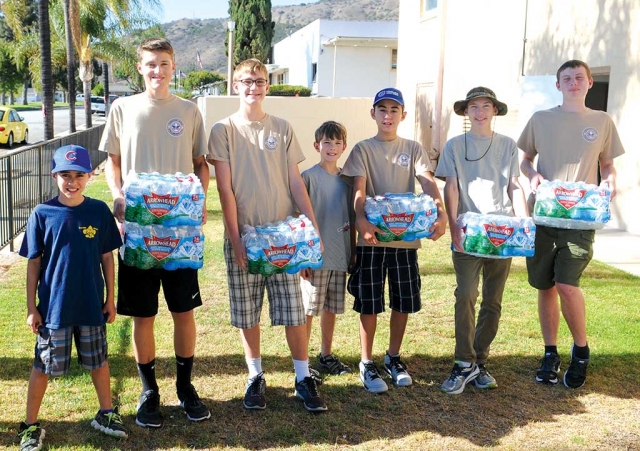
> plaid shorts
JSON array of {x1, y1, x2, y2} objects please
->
[
  {"x1": 301, "y1": 269, "x2": 347, "y2": 316},
  {"x1": 224, "y1": 239, "x2": 305, "y2": 328},
  {"x1": 348, "y1": 246, "x2": 421, "y2": 315},
  {"x1": 33, "y1": 325, "x2": 108, "y2": 377}
]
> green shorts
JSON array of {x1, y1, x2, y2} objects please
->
[{"x1": 526, "y1": 225, "x2": 595, "y2": 289}]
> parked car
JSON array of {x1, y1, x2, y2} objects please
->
[
  {"x1": 0, "y1": 106, "x2": 28, "y2": 148},
  {"x1": 90, "y1": 96, "x2": 106, "y2": 115}
]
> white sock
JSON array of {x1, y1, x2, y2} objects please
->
[
  {"x1": 293, "y1": 359, "x2": 310, "y2": 382},
  {"x1": 455, "y1": 360, "x2": 472, "y2": 368},
  {"x1": 246, "y1": 356, "x2": 262, "y2": 379}
]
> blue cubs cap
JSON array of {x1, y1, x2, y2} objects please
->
[
  {"x1": 373, "y1": 87, "x2": 404, "y2": 107},
  {"x1": 52, "y1": 145, "x2": 93, "y2": 173}
]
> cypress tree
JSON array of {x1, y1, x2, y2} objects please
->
[{"x1": 228, "y1": 0, "x2": 274, "y2": 64}]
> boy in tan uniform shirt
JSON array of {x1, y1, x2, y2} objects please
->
[{"x1": 208, "y1": 59, "x2": 327, "y2": 412}]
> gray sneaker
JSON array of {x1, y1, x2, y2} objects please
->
[
  {"x1": 441, "y1": 363, "x2": 480, "y2": 395},
  {"x1": 473, "y1": 364, "x2": 497, "y2": 389},
  {"x1": 359, "y1": 361, "x2": 388, "y2": 393},
  {"x1": 383, "y1": 352, "x2": 413, "y2": 387},
  {"x1": 18, "y1": 422, "x2": 45, "y2": 451}
]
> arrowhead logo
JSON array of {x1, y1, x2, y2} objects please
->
[
  {"x1": 554, "y1": 187, "x2": 586, "y2": 210},
  {"x1": 263, "y1": 244, "x2": 297, "y2": 268},
  {"x1": 382, "y1": 212, "x2": 415, "y2": 236},
  {"x1": 483, "y1": 223, "x2": 514, "y2": 247},
  {"x1": 143, "y1": 235, "x2": 180, "y2": 261},
  {"x1": 143, "y1": 193, "x2": 180, "y2": 217}
]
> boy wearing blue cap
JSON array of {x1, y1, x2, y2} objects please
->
[
  {"x1": 341, "y1": 88, "x2": 447, "y2": 393},
  {"x1": 17, "y1": 145, "x2": 126, "y2": 451}
]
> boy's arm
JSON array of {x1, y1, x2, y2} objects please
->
[
  {"x1": 213, "y1": 160, "x2": 247, "y2": 269},
  {"x1": 520, "y1": 152, "x2": 545, "y2": 192},
  {"x1": 100, "y1": 251, "x2": 116, "y2": 324},
  {"x1": 105, "y1": 154, "x2": 125, "y2": 222},
  {"x1": 26, "y1": 256, "x2": 42, "y2": 334},
  {"x1": 417, "y1": 171, "x2": 447, "y2": 241},
  {"x1": 353, "y1": 176, "x2": 383, "y2": 245},
  {"x1": 443, "y1": 176, "x2": 463, "y2": 251},
  {"x1": 193, "y1": 155, "x2": 210, "y2": 224},
  {"x1": 508, "y1": 176, "x2": 529, "y2": 217},
  {"x1": 599, "y1": 157, "x2": 618, "y2": 199},
  {"x1": 289, "y1": 164, "x2": 323, "y2": 250}
]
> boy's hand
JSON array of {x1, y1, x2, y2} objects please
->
[
  {"x1": 428, "y1": 213, "x2": 447, "y2": 241},
  {"x1": 300, "y1": 268, "x2": 312, "y2": 280},
  {"x1": 26, "y1": 310, "x2": 42, "y2": 334},
  {"x1": 103, "y1": 302, "x2": 116, "y2": 324},
  {"x1": 231, "y1": 239, "x2": 248, "y2": 271},
  {"x1": 356, "y1": 216, "x2": 384, "y2": 245},
  {"x1": 450, "y1": 222, "x2": 465, "y2": 252},
  {"x1": 113, "y1": 196, "x2": 126, "y2": 222},
  {"x1": 529, "y1": 172, "x2": 546, "y2": 193}
]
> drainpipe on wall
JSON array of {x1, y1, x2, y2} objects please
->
[
  {"x1": 332, "y1": 42, "x2": 338, "y2": 97},
  {"x1": 522, "y1": 0, "x2": 529, "y2": 76},
  {"x1": 434, "y1": 0, "x2": 448, "y2": 154}
]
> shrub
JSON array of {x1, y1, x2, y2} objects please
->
[{"x1": 267, "y1": 84, "x2": 311, "y2": 97}]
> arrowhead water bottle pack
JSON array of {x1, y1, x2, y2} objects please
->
[
  {"x1": 457, "y1": 212, "x2": 536, "y2": 258},
  {"x1": 364, "y1": 193, "x2": 438, "y2": 242},
  {"x1": 121, "y1": 171, "x2": 204, "y2": 270},
  {"x1": 241, "y1": 215, "x2": 323, "y2": 277},
  {"x1": 533, "y1": 180, "x2": 611, "y2": 230}
]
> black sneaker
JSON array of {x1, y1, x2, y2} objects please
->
[
  {"x1": 308, "y1": 364, "x2": 323, "y2": 385},
  {"x1": 243, "y1": 372, "x2": 266, "y2": 410},
  {"x1": 18, "y1": 422, "x2": 45, "y2": 451},
  {"x1": 91, "y1": 407, "x2": 128, "y2": 438},
  {"x1": 178, "y1": 384, "x2": 211, "y2": 421},
  {"x1": 564, "y1": 348, "x2": 589, "y2": 389},
  {"x1": 135, "y1": 390, "x2": 163, "y2": 428},
  {"x1": 294, "y1": 376, "x2": 328, "y2": 412},
  {"x1": 536, "y1": 352, "x2": 561, "y2": 384},
  {"x1": 319, "y1": 353, "x2": 352, "y2": 375}
]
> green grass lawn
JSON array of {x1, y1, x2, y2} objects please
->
[{"x1": 1, "y1": 174, "x2": 639, "y2": 450}]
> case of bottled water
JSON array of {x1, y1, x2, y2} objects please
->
[
  {"x1": 533, "y1": 180, "x2": 611, "y2": 230},
  {"x1": 364, "y1": 193, "x2": 437, "y2": 242},
  {"x1": 241, "y1": 215, "x2": 323, "y2": 277},
  {"x1": 122, "y1": 170, "x2": 205, "y2": 227},
  {"x1": 456, "y1": 212, "x2": 536, "y2": 258},
  {"x1": 121, "y1": 223, "x2": 204, "y2": 270}
]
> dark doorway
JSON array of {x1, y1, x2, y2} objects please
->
[{"x1": 586, "y1": 75, "x2": 609, "y2": 184}]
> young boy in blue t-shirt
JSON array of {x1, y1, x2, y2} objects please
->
[{"x1": 18, "y1": 145, "x2": 125, "y2": 451}]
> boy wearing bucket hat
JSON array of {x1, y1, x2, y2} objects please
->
[
  {"x1": 341, "y1": 88, "x2": 447, "y2": 393},
  {"x1": 518, "y1": 60, "x2": 625, "y2": 389},
  {"x1": 18, "y1": 145, "x2": 126, "y2": 449},
  {"x1": 436, "y1": 87, "x2": 527, "y2": 394}
]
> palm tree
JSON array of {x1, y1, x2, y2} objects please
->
[
  {"x1": 39, "y1": 0, "x2": 54, "y2": 139},
  {"x1": 63, "y1": 0, "x2": 77, "y2": 132}
]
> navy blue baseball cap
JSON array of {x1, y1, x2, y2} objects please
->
[
  {"x1": 52, "y1": 145, "x2": 93, "y2": 173},
  {"x1": 373, "y1": 87, "x2": 404, "y2": 107}
]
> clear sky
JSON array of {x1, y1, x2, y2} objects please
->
[{"x1": 157, "y1": 0, "x2": 317, "y2": 23}]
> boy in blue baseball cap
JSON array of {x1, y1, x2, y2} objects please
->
[
  {"x1": 341, "y1": 88, "x2": 447, "y2": 393},
  {"x1": 18, "y1": 145, "x2": 126, "y2": 450}
]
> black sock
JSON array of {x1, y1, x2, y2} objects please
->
[
  {"x1": 544, "y1": 345, "x2": 558, "y2": 355},
  {"x1": 573, "y1": 343, "x2": 590, "y2": 360},
  {"x1": 137, "y1": 359, "x2": 159, "y2": 393},
  {"x1": 176, "y1": 354, "x2": 194, "y2": 392}
]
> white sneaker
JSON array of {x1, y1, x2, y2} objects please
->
[
  {"x1": 383, "y1": 352, "x2": 413, "y2": 387},
  {"x1": 359, "y1": 361, "x2": 388, "y2": 393}
]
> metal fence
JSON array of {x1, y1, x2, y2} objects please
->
[{"x1": 0, "y1": 124, "x2": 106, "y2": 251}]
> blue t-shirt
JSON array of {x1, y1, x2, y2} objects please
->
[{"x1": 19, "y1": 197, "x2": 122, "y2": 329}]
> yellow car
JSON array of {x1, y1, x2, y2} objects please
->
[{"x1": 0, "y1": 106, "x2": 29, "y2": 148}]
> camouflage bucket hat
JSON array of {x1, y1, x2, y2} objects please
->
[{"x1": 453, "y1": 86, "x2": 508, "y2": 116}]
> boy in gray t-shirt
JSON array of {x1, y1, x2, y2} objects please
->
[{"x1": 300, "y1": 121, "x2": 355, "y2": 376}]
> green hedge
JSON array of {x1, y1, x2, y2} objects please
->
[{"x1": 267, "y1": 84, "x2": 312, "y2": 97}]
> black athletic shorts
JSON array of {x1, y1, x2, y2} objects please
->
[{"x1": 117, "y1": 256, "x2": 202, "y2": 317}]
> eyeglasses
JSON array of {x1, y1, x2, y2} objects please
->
[{"x1": 237, "y1": 78, "x2": 268, "y2": 87}]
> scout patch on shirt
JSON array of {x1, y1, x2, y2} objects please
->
[
  {"x1": 483, "y1": 223, "x2": 514, "y2": 247},
  {"x1": 265, "y1": 132, "x2": 280, "y2": 152},
  {"x1": 80, "y1": 225, "x2": 98, "y2": 238},
  {"x1": 167, "y1": 118, "x2": 185, "y2": 137},
  {"x1": 397, "y1": 153, "x2": 411, "y2": 168},
  {"x1": 582, "y1": 127, "x2": 598, "y2": 143}
]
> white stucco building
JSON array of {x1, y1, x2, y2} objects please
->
[
  {"x1": 396, "y1": 0, "x2": 640, "y2": 233},
  {"x1": 269, "y1": 19, "x2": 398, "y2": 97}
]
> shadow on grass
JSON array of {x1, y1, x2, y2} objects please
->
[{"x1": 1, "y1": 352, "x2": 639, "y2": 449}]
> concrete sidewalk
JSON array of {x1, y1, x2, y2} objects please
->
[{"x1": 592, "y1": 226, "x2": 640, "y2": 277}]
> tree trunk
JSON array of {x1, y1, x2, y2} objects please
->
[
  {"x1": 79, "y1": 59, "x2": 93, "y2": 128},
  {"x1": 63, "y1": 0, "x2": 76, "y2": 132},
  {"x1": 39, "y1": 0, "x2": 54, "y2": 140},
  {"x1": 9, "y1": 92, "x2": 14, "y2": 105},
  {"x1": 22, "y1": 76, "x2": 29, "y2": 105},
  {"x1": 102, "y1": 61, "x2": 109, "y2": 116}
]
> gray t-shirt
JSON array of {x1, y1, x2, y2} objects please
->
[
  {"x1": 436, "y1": 132, "x2": 519, "y2": 216},
  {"x1": 302, "y1": 165, "x2": 352, "y2": 272}
]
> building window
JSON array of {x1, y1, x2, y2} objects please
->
[
  {"x1": 312, "y1": 63, "x2": 317, "y2": 83},
  {"x1": 391, "y1": 49, "x2": 397, "y2": 69},
  {"x1": 423, "y1": 0, "x2": 437, "y2": 12},
  {"x1": 277, "y1": 72, "x2": 286, "y2": 85}
]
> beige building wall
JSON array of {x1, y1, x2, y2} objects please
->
[
  {"x1": 398, "y1": 0, "x2": 640, "y2": 233},
  {"x1": 198, "y1": 97, "x2": 378, "y2": 173}
]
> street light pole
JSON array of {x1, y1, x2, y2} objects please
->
[{"x1": 227, "y1": 20, "x2": 236, "y2": 96}]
